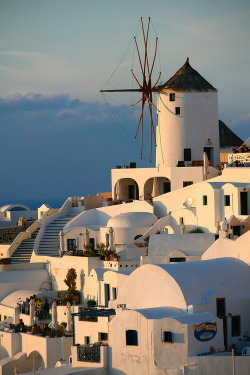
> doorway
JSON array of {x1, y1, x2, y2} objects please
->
[{"x1": 240, "y1": 192, "x2": 248, "y2": 215}]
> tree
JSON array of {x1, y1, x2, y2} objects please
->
[{"x1": 64, "y1": 268, "x2": 77, "y2": 297}]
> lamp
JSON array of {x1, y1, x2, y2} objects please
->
[{"x1": 205, "y1": 138, "x2": 213, "y2": 146}]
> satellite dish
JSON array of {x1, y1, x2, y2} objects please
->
[{"x1": 184, "y1": 198, "x2": 193, "y2": 208}]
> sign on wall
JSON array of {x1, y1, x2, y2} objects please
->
[{"x1": 193, "y1": 322, "x2": 217, "y2": 342}]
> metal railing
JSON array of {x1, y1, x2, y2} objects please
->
[{"x1": 77, "y1": 345, "x2": 100, "y2": 363}]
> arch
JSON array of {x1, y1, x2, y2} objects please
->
[
  {"x1": 114, "y1": 178, "x2": 139, "y2": 202},
  {"x1": 134, "y1": 234, "x2": 143, "y2": 241},
  {"x1": 27, "y1": 351, "x2": 45, "y2": 371},
  {"x1": 0, "y1": 344, "x2": 9, "y2": 360},
  {"x1": 0, "y1": 204, "x2": 30, "y2": 212},
  {"x1": 144, "y1": 176, "x2": 171, "y2": 200}
]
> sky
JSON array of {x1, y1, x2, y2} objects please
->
[{"x1": 0, "y1": 0, "x2": 250, "y2": 208}]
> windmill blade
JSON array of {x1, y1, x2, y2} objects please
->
[
  {"x1": 150, "y1": 37, "x2": 158, "y2": 77},
  {"x1": 131, "y1": 69, "x2": 142, "y2": 89},
  {"x1": 131, "y1": 97, "x2": 142, "y2": 107}
]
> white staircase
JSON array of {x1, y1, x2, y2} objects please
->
[{"x1": 37, "y1": 214, "x2": 76, "y2": 257}]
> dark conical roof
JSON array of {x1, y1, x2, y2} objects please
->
[
  {"x1": 157, "y1": 58, "x2": 217, "y2": 92},
  {"x1": 219, "y1": 120, "x2": 244, "y2": 148}
]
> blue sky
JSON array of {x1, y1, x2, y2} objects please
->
[{"x1": 0, "y1": 0, "x2": 250, "y2": 207}]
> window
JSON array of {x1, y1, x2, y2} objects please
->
[
  {"x1": 203, "y1": 196, "x2": 208, "y2": 206},
  {"x1": 99, "y1": 332, "x2": 108, "y2": 341},
  {"x1": 170, "y1": 257, "x2": 186, "y2": 263},
  {"x1": 216, "y1": 298, "x2": 226, "y2": 318},
  {"x1": 224, "y1": 195, "x2": 230, "y2": 206},
  {"x1": 175, "y1": 107, "x2": 180, "y2": 115},
  {"x1": 163, "y1": 181, "x2": 171, "y2": 193},
  {"x1": 126, "y1": 330, "x2": 138, "y2": 346},
  {"x1": 184, "y1": 148, "x2": 191, "y2": 162},
  {"x1": 179, "y1": 217, "x2": 184, "y2": 225},
  {"x1": 232, "y1": 225, "x2": 242, "y2": 236},
  {"x1": 169, "y1": 93, "x2": 175, "y2": 101},
  {"x1": 84, "y1": 336, "x2": 90, "y2": 345},
  {"x1": 162, "y1": 331, "x2": 173, "y2": 343},
  {"x1": 183, "y1": 181, "x2": 193, "y2": 187},
  {"x1": 112, "y1": 287, "x2": 117, "y2": 300},
  {"x1": 231, "y1": 316, "x2": 241, "y2": 337},
  {"x1": 134, "y1": 234, "x2": 143, "y2": 240},
  {"x1": 67, "y1": 239, "x2": 76, "y2": 251}
]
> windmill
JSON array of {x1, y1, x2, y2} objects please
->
[{"x1": 100, "y1": 17, "x2": 161, "y2": 162}]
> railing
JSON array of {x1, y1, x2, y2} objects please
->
[{"x1": 77, "y1": 345, "x2": 100, "y2": 363}]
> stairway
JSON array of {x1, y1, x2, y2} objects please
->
[
  {"x1": 37, "y1": 215, "x2": 76, "y2": 257},
  {"x1": 11, "y1": 229, "x2": 40, "y2": 264}
]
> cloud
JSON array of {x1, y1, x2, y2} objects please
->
[
  {"x1": 0, "y1": 91, "x2": 151, "y2": 202},
  {"x1": 231, "y1": 113, "x2": 250, "y2": 127}
]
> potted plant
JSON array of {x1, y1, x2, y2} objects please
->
[
  {"x1": 113, "y1": 253, "x2": 120, "y2": 262},
  {"x1": 104, "y1": 249, "x2": 113, "y2": 261},
  {"x1": 64, "y1": 268, "x2": 80, "y2": 305},
  {"x1": 84, "y1": 243, "x2": 93, "y2": 257},
  {"x1": 96, "y1": 242, "x2": 106, "y2": 260}
]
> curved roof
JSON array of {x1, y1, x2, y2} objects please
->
[
  {"x1": 0, "y1": 204, "x2": 30, "y2": 212},
  {"x1": 157, "y1": 58, "x2": 217, "y2": 93},
  {"x1": 202, "y1": 230, "x2": 250, "y2": 265},
  {"x1": 116, "y1": 258, "x2": 250, "y2": 310},
  {"x1": 107, "y1": 212, "x2": 158, "y2": 228}
]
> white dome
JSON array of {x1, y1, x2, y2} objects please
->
[{"x1": 107, "y1": 212, "x2": 158, "y2": 228}]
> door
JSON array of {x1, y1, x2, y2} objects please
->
[
  {"x1": 204, "y1": 147, "x2": 214, "y2": 165},
  {"x1": 104, "y1": 284, "x2": 110, "y2": 307},
  {"x1": 240, "y1": 192, "x2": 248, "y2": 215}
]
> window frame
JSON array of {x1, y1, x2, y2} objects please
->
[
  {"x1": 203, "y1": 195, "x2": 208, "y2": 206},
  {"x1": 67, "y1": 239, "x2": 76, "y2": 251},
  {"x1": 175, "y1": 107, "x2": 180, "y2": 115},
  {"x1": 224, "y1": 195, "x2": 230, "y2": 206},
  {"x1": 183, "y1": 181, "x2": 193, "y2": 187},
  {"x1": 231, "y1": 315, "x2": 241, "y2": 337},
  {"x1": 169, "y1": 93, "x2": 175, "y2": 102},
  {"x1": 162, "y1": 330, "x2": 174, "y2": 343},
  {"x1": 126, "y1": 329, "x2": 138, "y2": 346}
]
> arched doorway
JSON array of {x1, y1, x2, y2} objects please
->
[
  {"x1": 114, "y1": 178, "x2": 139, "y2": 202},
  {"x1": 27, "y1": 351, "x2": 45, "y2": 371},
  {"x1": 144, "y1": 177, "x2": 171, "y2": 199}
]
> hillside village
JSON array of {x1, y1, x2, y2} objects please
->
[{"x1": 0, "y1": 58, "x2": 249, "y2": 375}]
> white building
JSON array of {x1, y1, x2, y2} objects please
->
[{"x1": 108, "y1": 257, "x2": 250, "y2": 374}]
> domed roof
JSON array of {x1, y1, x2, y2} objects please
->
[
  {"x1": 157, "y1": 58, "x2": 217, "y2": 93},
  {"x1": 107, "y1": 212, "x2": 158, "y2": 228}
]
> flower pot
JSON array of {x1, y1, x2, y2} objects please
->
[{"x1": 105, "y1": 256, "x2": 110, "y2": 261}]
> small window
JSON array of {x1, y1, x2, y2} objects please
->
[
  {"x1": 179, "y1": 217, "x2": 184, "y2": 225},
  {"x1": 224, "y1": 195, "x2": 230, "y2": 206},
  {"x1": 203, "y1": 196, "x2": 208, "y2": 206},
  {"x1": 184, "y1": 148, "x2": 191, "y2": 162},
  {"x1": 175, "y1": 107, "x2": 180, "y2": 115},
  {"x1": 126, "y1": 330, "x2": 138, "y2": 346},
  {"x1": 183, "y1": 181, "x2": 193, "y2": 187},
  {"x1": 216, "y1": 298, "x2": 226, "y2": 318},
  {"x1": 84, "y1": 336, "x2": 90, "y2": 345},
  {"x1": 67, "y1": 239, "x2": 76, "y2": 251},
  {"x1": 170, "y1": 257, "x2": 186, "y2": 263},
  {"x1": 169, "y1": 93, "x2": 175, "y2": 101},
  {"x1": 112, "y1": 287, "x2": 117, "y2": 300},
  {"x1": 231, "y1": 316, "x2": 240, "y2": 337},
  {"x1": 163, "y1": 331, "x2": 173, "y2": 343},
  {"x1": 163, "y1": 181, "x2": 171, "y2": 193},
  {"x1": 134, "y1": 234, "x2": 143, "y2": 241},
  {"x1": 99, "y1": 332, "x2": 108, "y2": 341}
]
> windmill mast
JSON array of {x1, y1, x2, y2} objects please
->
[{"x1": 100, "y1": 17, "x2": 161, "y2": 162}]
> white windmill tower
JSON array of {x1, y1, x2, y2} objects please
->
[{"x1": 156, "y1": 58, "x2": 220, "y2": 169}]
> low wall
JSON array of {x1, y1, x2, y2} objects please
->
[{"x1": 0, "y1": 223, "x2": 34, "y2": 244}]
